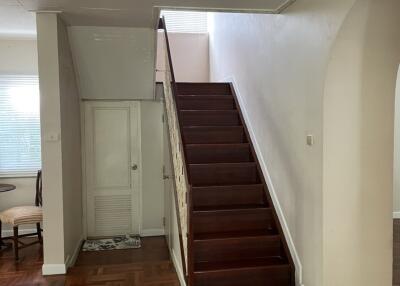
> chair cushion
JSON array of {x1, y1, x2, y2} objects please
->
[{"x1": 0, "y1": 206, "x2": 43, "y2": 226}]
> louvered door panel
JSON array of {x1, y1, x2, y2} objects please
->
[{"x1": 95, "y1": 195, "x2": 132, "y2": 236}]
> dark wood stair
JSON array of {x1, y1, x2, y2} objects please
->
[{"x1": 174, "y1": 82, "x2": 295, "y2": 286}]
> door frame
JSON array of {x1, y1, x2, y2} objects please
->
[{"x1": 80, "y1": 100, "x2": 142, "y2": 238}]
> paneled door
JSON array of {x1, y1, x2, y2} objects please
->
[{"x1": 83, "y1": 101, "x2": 141, "y2": 237}]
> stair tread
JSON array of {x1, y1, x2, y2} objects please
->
[
  {"x1": 177, "y1": 95, "x2": 233, "y2": 98},
  {"x1": 192, "y1": 183, "x2": 263, "y2": 189},
  {"x1": 194, "y1": 257, "x2": 289, "y2": 273},
  {"x1": 186, "y1": 143, "x2": 249, "y2": 148},
  {"x1": 194, "y1": 204, "x2": 267, "y2": 212},
  {"x1": 189, "y1": 162, "x2": 256, "y2": 166},
  {"x1": 183, "y1": 126, "x2": 242, "y2": 129},
  {"x1": 180, "y1": 109, "x2": 239, "y2": 113},
  {"x1": 192, "y1": 183, "x2": 263, "y2": 190},
  {"x1": 176, "y1": 82, "x2": 232, "y2": 96},
  {"x1": 193, "y1": 206, "x2": 271, "y2": 214},
  {"x1": 194, "y1": 230, "x2": 279, "y2": 241}
]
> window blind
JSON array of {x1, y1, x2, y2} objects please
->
[
  {"x1": 161, "y1": 10, "x2": 208, "y2": 33},
  {"x1": 0, "y1": 75, "x2": 41, "y2": 176}
]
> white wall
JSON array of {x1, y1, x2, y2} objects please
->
[
  {"x1": 37, "y1": 13, "x2": 83, "y2": 274},
  {"x1": 209, "y1": 1, "x2": 400, "y2": 285},
  {"x1": 208, "y1": 2, "x2": 355, "y2": 284},
  {"x1": 394, "y1": 65, "x2": 400, "y2": 218},
  {"x1": 0, "y1": 39, "x2": 38, "y2": 235},
  {"x1": 140, "y1": 101, "x2": 165, "y2": 235},
  {"x1": 68, "y1": 26, "x2": 155, "y2": 100},
  {"x1": 156, "y1": 32, "x2": 209, "y2": 82},
  {"x1": 37, "y1": 13, "x2": 66, "y2": 269},
  {"x1": 0, "y1": 39, "x2": 37, "y2": 74},
  {"x1": 323, "y1": 1, "x2": 400, "y2": 285},
  {"x1": 57, "y1": 17, "x2": 83, "y2": 267}
]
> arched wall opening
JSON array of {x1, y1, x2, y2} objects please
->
[{"x1": 323, "y1": 0, "x2": 400, "y2": 284}]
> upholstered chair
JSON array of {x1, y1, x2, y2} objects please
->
[{"x1": 0, "y1": 170, "x2": 43, "y2": 260}]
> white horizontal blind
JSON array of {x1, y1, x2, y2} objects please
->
[
  {"x1": 161, "y1": 10, "x2": 208, "y2": 33},
  {"x1": 0, "y1": 75, "x2": 41, "y2": 176}
]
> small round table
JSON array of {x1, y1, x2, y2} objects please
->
[
  {"x1": 0, "y1": 184, "x2": 16, "y2": 250},
  {"x1": 0, "y1": 184, "x2": 16, "y2": 193}
]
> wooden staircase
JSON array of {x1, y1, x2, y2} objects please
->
[{"x1": 174, "y1": 82, "x2": 295, "y2": 286}]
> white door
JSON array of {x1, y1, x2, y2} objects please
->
[{"x1": 83, "y1": 101, "x2": 141, "y2": 238}]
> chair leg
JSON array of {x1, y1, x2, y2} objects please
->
[
  {"x1": 36, "y1": 223, "x2": 42, "y2": 244},
  {"x1": 0, "y1": 220, "x2": 3, "y2": 247},
  {"x1": 13, "y1": 226, "x2": 19, "y2": 261}
]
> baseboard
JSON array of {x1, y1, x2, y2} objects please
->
[
  {"x1": 224, "y1": 76, "x2": 303, "y2": 286},
  {"x1": 171, "y1": 249, "x2": 187, "y2": 286},
  {"x1": 2, "y1": 228, "x2": 37, "y2": 237},
  {"x1": 65, "y1": 236, "x2": 84, "y2": 268},
  {"x1": 42, "y1": 264, "x2": 66, "y2": 275},
  {"x1": 394, "y1": 212, "x2": 400, "y2": 219},
  {"x1": 141, "y1": 228, "x2": 165, "y2": 237}
]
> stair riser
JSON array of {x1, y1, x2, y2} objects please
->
[
  {"x1": 189, "y1": 164, "x2": 258, "y2": 186},
  {"x1": 176, "y1": 83, "x2": 231, "y2": 95},
  {"x1": 177, "y1": 98, "x2": 235, "y2": 110},
  {"x1": 192, "y1": 185, "x2": 265, "y2": 208},
  {"x1": 194, "y1": 266, "x2": 291, "y2": 286},
  {"x1": 180, "y1": 111, "x2": 240, "y2": 126},
  {"x1": 186, "y1": 145, "x2": 252, "y2": 164},
  {"x1": 183, "y1": 128, "x2": 245, "y2": 144},
  {"x1": 194, "y1": 237, "x2": 282, "y2": 264},
  {"x1": 193, "y1": 209, "x2": 274, "y2": 234}
]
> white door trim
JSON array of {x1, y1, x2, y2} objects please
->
[{"x1": 81, "y1": 101, "x2": 142, "y2": 238}]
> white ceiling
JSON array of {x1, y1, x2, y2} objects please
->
[
  {"x1": 0, "y1": 0, "x2": 36, "y2": 38},
  {"x1": 0, "y1": 0, "x2": 294, "y2": 37}
]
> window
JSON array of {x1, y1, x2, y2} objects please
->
[
  {"x1": 161, "y1": 10, "x2": 208, "y2": 33},
  {"x1": 0, "y1": 75, "x2": 41, "y2": 177}
]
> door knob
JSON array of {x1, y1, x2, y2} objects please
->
[{"x1": 131, "y1": 164, "x2": 138, "y2": 170}]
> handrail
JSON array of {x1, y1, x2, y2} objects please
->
[
  {"x1": 160, "y1": 17, "x2": 176, "y2": 84},
  {"x1": 159, "y1": 16, "x2": 190, "y2": 282}
]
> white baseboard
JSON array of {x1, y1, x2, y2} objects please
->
[
  {"x1": 65, "y1": 236, "x2": 84, "y2": 268},
  {"x1": 42, "y1": 263, "x2": 66, "y2": 275},
  {"x1": 171, "y1": 249, "x2": 187, "y2": 286},
  {"x1": 224, "y1": 76, "x2": 303, "y2": 286},
  {"x1": 2, "y1": 228, "x2": 37, "y2": 237},
  {"x1": 394, "y1": 212, "x2": 400, "y2": 219},
  {"x1": 141, "y1": 228, "x2": 165, "y2": 237},
  {"x1": 43, "y1": 236, "x2": 83, "y2": 275}
]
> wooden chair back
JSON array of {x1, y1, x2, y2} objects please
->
[{"x1": 35, "y1": 170, "x2": 42, "y2": 207}]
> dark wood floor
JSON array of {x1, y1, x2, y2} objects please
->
[{"x1": 0, "y1": 236, "x2": 180, "y2": 286}]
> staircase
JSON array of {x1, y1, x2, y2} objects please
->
[{"x1": 174, "y1": 82, "x2": 295, "y2": 286}]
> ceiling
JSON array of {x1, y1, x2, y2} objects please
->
[
  {"x1": 0, "y1": 0, "x2": 294, "y2": 37},
  {"x1": 0, "y1": 0, "x2": 36, "y2": 38}
]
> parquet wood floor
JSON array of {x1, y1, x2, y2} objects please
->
[{"x1": 0, "y1": 236, "x2": 180, "y2": 286}]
